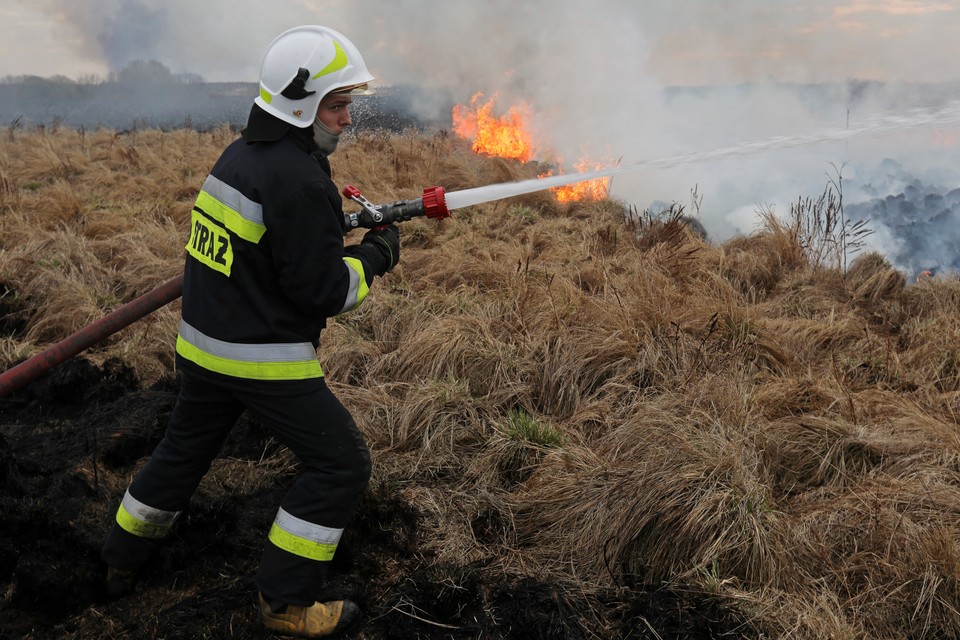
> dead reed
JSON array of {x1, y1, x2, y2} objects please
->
[{"x1": 3, "y1": 124, "x2": 960, "y2": 638}]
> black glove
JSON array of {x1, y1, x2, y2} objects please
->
[{"x1": 361, "y1": 225, "x2": 400, "y2": 274}]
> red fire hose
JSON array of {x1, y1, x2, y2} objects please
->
[
  {"x1": 0, "y1": 275, "x2": 184, "y2": 399},
  {"x1": 0, "y1": 185, "x2": 450, "y2": 400}
]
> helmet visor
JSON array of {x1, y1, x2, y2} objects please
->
[{"x1": 333, "y1": 82, "x2": 375, "y2": 96}]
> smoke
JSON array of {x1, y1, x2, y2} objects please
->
[
  {"x1": 845, "y1": 158, "x2": 960, "y2": 276},
  {"x1": 18, "y1": 0, "x2": 325, "y2": 82},
  {"x1": 329, "y1": 0, "x2": 960, "y2": 276},
  {"x1": 17, "y1": 0, "x2": 960, "y2": 275}
]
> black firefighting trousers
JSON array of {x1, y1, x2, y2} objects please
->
[{"x1": 100, "y1": 364, "x2": 371, "y2": 606}]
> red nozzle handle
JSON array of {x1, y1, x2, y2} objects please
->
[
  {"x1": 421, "y1": 186, "x2": 449, "y2": 220},
  {"x1": 341, "y1": 184, "x2": 449, "y2": 230}
]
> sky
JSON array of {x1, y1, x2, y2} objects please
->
[
  {"x1": 2, "y1": 0, "x2": 960, "y2": 271},
  {"x1": 3, "y1": 0, "x2": 959, "y2": 85}
]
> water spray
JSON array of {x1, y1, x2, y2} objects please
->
[
  {"x1": 340, "y1": 100, "x2": 960, "y2": 223},
  {"x1": 3, "y1": 99, "x2": 960, "y2": 399}
]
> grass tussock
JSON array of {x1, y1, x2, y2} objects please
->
[{"x1": 4, "y1": 124, "x2": 960, "y2": 638}]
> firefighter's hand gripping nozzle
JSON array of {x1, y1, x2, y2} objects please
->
[{"x1": 342, "y1": 185, "x2": 450, "y2": 231}]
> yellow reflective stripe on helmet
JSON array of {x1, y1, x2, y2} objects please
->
[
  {"x1": 259, "y1": 87, "x2": 273, "y2": 104},
  {"x1": 312, "y1": 41, "x2": 348, "y2": 79},
  {"x1": 267, "y1": 507, "x2": 342, "y2": 561},
  {"x1": 194, "y1": 175, "x2": 266, "y2": 244},
  {"x1": 115, "y1": 489, "x2": 180, "y2": 539},
  {"x1": 338, "y1": 257, "x2": 369, "y2": 314},
  {"x1": 176, "y1": 320, "x2": 323, "y2": 380}
]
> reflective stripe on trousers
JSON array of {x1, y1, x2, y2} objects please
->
[
  {"x1": 116, "y1": 489, "x2": 181, "y2": 539},
  {"x1": 100, "y1": 366, "x2": 371, "y2": 606},
  {"x1": 268, "y1": 507, "x2": 343, "y2": 561}
]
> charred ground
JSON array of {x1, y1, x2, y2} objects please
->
[{"x1": 0, "y1": 358, "x2": 750, "y2": 640}]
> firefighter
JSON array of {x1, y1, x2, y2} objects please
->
[{"x1": 100, "y1": 25, "x2": 398, "y2": 638}]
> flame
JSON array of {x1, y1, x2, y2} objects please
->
[
  {"x1": 452, "y1": 92, "x2": 534, "y2": 162},
  {"x1": 452, "y1": 91, "x2": 611, "y2": 202},
  {"x1": 540, "y1": 159, "x2": 612, "y2": 203}
]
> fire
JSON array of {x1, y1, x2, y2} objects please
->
[
  {"x1": 452, "y1": 92, "x2": 534, "y2": 162},
  {"x1": 541, "y1": 159, "x2": 612, "y2": 203},
  {"x1": 452, "y1": 91, "x2": 611, "y2": 202}
]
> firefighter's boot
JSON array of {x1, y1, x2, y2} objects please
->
[
  {"x1": 259, "y1": 593, "x2": 360, "y2": 637},
  {"x1": 105, "y1": 566, "x2": 137, "y2": 598}
]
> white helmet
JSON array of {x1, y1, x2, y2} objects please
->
[{"x1": 254, "y1": 25, "x2": 374, "y2": 128}]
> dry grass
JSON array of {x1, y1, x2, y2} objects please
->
[{"x1": 4, "y1": 123, "x2": 960, "y2": 638}]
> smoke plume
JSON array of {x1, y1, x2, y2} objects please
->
[{"x1": 18, "y1": 0, "x2": 960, "y2": 275}]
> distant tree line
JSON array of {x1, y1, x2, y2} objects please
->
[
  {"x1": 0, "y1": 60, "x2": 249, "y2": 131},
  {"x1": 1, "y1": 60, "x2": 204, "y2": 87}
]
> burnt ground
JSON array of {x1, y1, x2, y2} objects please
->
[{"x1": 0, "y1": 358, "x2": 756, "y2": 640}]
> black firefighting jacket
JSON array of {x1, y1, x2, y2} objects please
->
[{"x1": 175, "y1": 106, "x2": 387, "y2": 382}]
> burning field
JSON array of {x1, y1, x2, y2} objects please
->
[
  {"x1": 452, "y1": 92, "x2": 615, "y2": 204},
  {"x1": 4, "y1": 107, "x2": 960, "y2": 640}
]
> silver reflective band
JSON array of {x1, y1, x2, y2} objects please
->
[
  {"x1": 121, "y1": 490, "x2": 180, "y2": 525},
  {"x1": 201, "y1": 174, "x2": 264, "y2": 227},
  {"x1": 178, "y1": 320, "x2": 317, "y2": 363},
  {"x1": 274, "y1": 507, "x2": 344, "y2": 545},
  {"x1": 117, "y1": 489, "x2": 180, "y2": 538},
  {"x1": 339, "y1": 262, "x2": 362, "y2": 313}
]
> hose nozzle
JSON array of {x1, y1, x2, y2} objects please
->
[{"x1": 342, "y1": 185, "x2": 449, "y2": 230}]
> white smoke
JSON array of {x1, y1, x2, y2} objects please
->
[
  {"x1": 333, "y1": 1, "x2": 960, "y2": 276},
  {"x1": 16, "y1": 0, "x2": 324, "y2": 82},
  {"x1": 13, "y1": 0, "x2": 960, "y2": 274}
]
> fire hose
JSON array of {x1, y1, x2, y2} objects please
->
[{"x1": 0, "y1": 185, "x2": 449, "y2": 399}]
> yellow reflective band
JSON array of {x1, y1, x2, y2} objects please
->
[
  {"x1": 186, "y1": 210, "x2": 234, "y2": 276},
  {"x1": 115, "y1": 492, "x2": 180, "y2": 539},
  {"x1": 260, "y1": 87, "x2": 273, "y2": 104},
  {"x1": 312, "y1": 41, "x2": 348, "y2": 79},
  {"x1": 339, "y1": 257, "x2": 369, "y2": 313},
  {"x1": 117, "y1": 504, "x2": 170, "y2": 538},
  {"x1": 268, "y1": 523, "x2": 338, "y2": 561},
  {"x1": 194, "y1": 190, "x2": 266, "y2": 244},
  {"x1": 176, "y1": 335, "x2": 323, "y2": 380}
]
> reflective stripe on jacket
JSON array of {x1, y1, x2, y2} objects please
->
[
  {"x1": 178, "y1": 127, "x2": 381, "y2": 381},
  {"x1": 176, "y1": 320, "x2": 323, "y2": 380}
]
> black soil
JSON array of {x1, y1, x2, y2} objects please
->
[{"x1": 0, "y1": 358, "x2": 756, "y2": 639}]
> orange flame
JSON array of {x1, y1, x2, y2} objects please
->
[
  {"x1": 452, "y1": 92, "x2": 534, "y2": 162},
  {"x1": 452, "y1": 92, "x2": 611, "y2": 202},
  {"x1": 540, "y1": 159, "x2": 612, "y2": 203}
]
